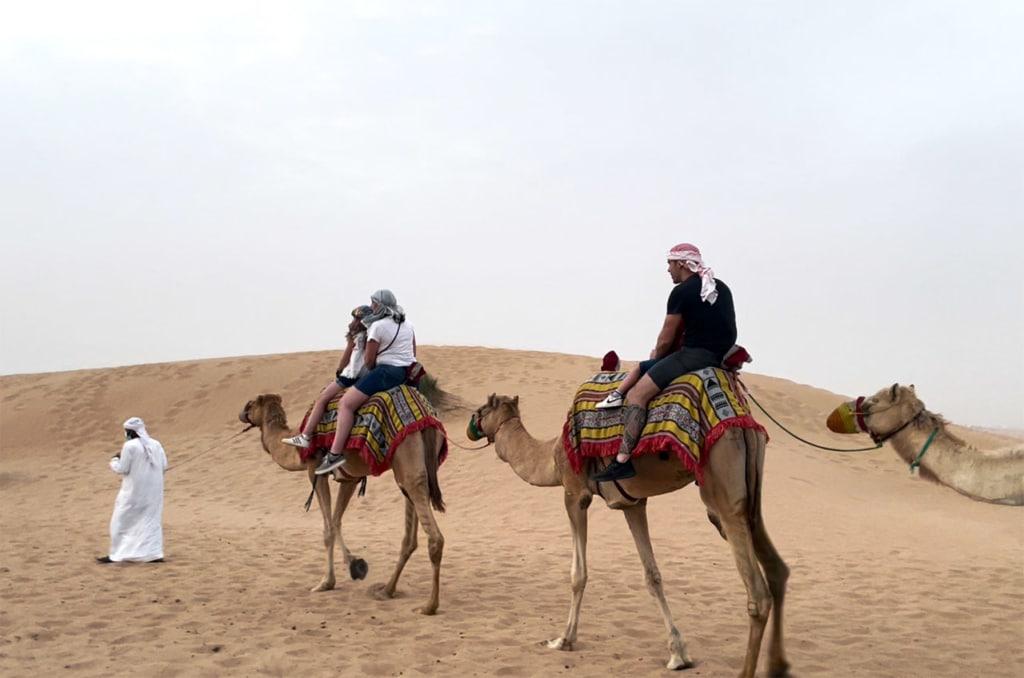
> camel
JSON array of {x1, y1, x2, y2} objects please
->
[
  {"x1": 239, "y1": 394, "x2": 447, "y2": 614},
  {"x1": 858, "y1": 384, "x2": 1024, "y2": 506},
  {"x1": 468, "y1": 394, "x2": 790, "y2": 678}
]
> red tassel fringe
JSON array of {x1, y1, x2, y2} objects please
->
[{"x1": 563, "y1": 414, "x2": 767, "y2": 484}]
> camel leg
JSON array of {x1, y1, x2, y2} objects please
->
[
  {"x1": 751, "y1": 516, "x2": 789, "y2": 677},
  {"x1": 622, "y1": 502, "x2": 693, "y2": 670},
  {"x1": 699, "y1": 431, "x2": 772, "y2": 678},
  {"x1": 408, "y1": 489, "x2": 444, "y2": 615},
  {"x1": 746, "y1": 430, "x2": 790, "y2": 677},
  {"x1": 373, "y1": 496, "x2": 418, "y2": 599},
  {"x1": 310, "y1": 471, "x2": 336, "y2": 592},
  {"x1": 332, "y1": 479, "x2": 368, "y2": 580},
  {"x1": 546, "y1": 491, "x2": 590, "y2": 651},
  {"x1": 387, "y1": 436, "x2": 444, "y2": 615}
]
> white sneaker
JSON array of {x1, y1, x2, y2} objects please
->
[
  {"x1": 595, "y1": 391, "x2": 625, "y2": 409},
  {"x1": 282, "y1": 433, "x2": 311, "y2": 448}
]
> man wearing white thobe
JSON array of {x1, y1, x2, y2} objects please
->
[{"x1": 97, "y1": 417, "x2": 168, "y2": 563}]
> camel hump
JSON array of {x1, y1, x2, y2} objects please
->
[
  {"x1": 300, "y1": 385, "x2": 450, "y2": 476},
  {"x1": 564, "y1": 367, "x2": 764, "y2": 482}
]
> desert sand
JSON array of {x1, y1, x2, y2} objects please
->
[{"x1": 1, "y1": 346, "x2": 1022, "y2": 677}]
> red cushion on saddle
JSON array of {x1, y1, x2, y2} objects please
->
[
  {"x1": 600, "y1": 351, "x2": 620, "y2": 371},
  {"x1": 722, "y1": 345, "x2": 751, "y2": 371}
]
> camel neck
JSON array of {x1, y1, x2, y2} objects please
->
[
  {"x1": 890, "y1": 421, "x2": 1024, "y2": 505},
  {"x1": 259, "y1": 419, "x2": 307, "y2": 471},
  {"x1": 494, "y1": 417, "x2": 562, "y2": 487},
  {"x1": 890, "y1": 423, "x2": 954, "y2": 472}
]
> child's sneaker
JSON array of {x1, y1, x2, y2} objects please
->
[{"x1": 281, "y1": 433, "x2": 311, "y2": 448}]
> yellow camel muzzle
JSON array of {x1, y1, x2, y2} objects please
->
[{"x1": 826, "y1": 397, "x2": 868, "y2": 434}]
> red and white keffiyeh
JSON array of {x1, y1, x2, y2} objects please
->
[{"x1": 667, "y1": 243, "x2": 718, "y2": 304}]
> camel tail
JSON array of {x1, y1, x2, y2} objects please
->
[{"x1": 422, "y1": 426, "x2": 446, "y2": 513}]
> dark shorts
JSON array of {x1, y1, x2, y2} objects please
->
[
  {"x1": 336, "y1": 374, "x2": 359, "y2": 388},
  {"x1": 638, "y1": 347, "x2": 721, "y2": 390},
  {"x1": 353, "y1": 364, "x2": 407, "y2": 396}
]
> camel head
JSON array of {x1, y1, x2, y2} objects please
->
[
  {"x1": 239, "y1": 394, "x2": 287, "y2": 432},
  {"x1": 467, "y1": 393, "x2": 520, "y2": 443},
  {"x1": 859, "y1": 383, "x2": 925, "y2": 441}
]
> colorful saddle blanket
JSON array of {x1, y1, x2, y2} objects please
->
[
  {"x1": 561, "y1": 367, "x2": 765, "y2": 481},
  {"x1": 299, "y1": 384, "x2": 448, "y2": 476}
]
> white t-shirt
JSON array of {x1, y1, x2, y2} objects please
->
[
  {"x1": 367, "y1": 318, "x2": 416, "y2": 367},
  {"x1": 340, "y1": 332, "x2": 368, "y2": 380}
]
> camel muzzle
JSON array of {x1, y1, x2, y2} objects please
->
[
  {"x1": 826, "y1": 397, "x2": 868, "y2": 434},
  {"x1": 239, "y1": 401, "x2": 256, "y2": 426},
  {"x1": 466, "y1": 415, "x2": 485, "y2": 441}
]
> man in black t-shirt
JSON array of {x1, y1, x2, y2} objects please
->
[{"x1": 592, "y1": 243, "x2": 737, "y2": 482}]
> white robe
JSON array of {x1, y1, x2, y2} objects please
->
[{"x1": 108, "y1": 437, "x2": 168, "y2": 562}]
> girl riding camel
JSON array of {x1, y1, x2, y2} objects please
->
[
  {"x1": 281, "y1": 304, "x2": 373, "y2": 451},
  {"x1": 284, "y1": 289, "x2": 417, "y2": 476}
]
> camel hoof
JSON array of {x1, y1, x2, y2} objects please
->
[
  {"x1": 666, "y1": 655, "x2": 695, "y2": 671},
  {"x1": 310, "y1": 579, "x2": 335, "y2": 592},
  {"x1": 545, "y1": 637, "x2": 574, "y2": 651},
  {"x1": 349, "y1": 558, "x2": 368, "y2": 580},
  {"x1": 368, "y1": 583, "x2": 397, "y2": 600},
  {"x1": 415, "y1": 605, "x2": 438, "y2": 616},
  {"x1": 768, "y1": 660, "x2": 791, "y2": 677}
]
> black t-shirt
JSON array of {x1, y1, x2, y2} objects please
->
[{"x1": 666, "y1": 276, "x2": 737, "y2": 358}]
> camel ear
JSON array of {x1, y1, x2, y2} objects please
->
[
  {"x1": 908, "y1": 384, "x2": 915, "y2": 393},
  {"x1": 890, "y1": 383, "x2": 899, "y2": 400},
  {"x1": 488, "y1": 393, "x2": 497, "y2": 407},
  {"x1": 266, "y1": 394, "x2": 282, "y2": 404},
  {"x1": 513, "y1": 395, "x2": 519, "y2": 407}
]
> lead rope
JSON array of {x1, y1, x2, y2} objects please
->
[
  {"x1": 166, "y1": 424, "x2": 256, "y2": 472},
  {"x1": 739, "y1": 382, "x2": 883, "y2": 453},
  {"x1": 443, "y1": 435, "x2": 491, "y2": 451}
]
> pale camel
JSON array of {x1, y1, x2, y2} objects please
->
[
  {"x1": 859, "y1": 384, "x2": 1024, "y2": 506},
  {"x1": 239, "y1": 394, "x2": 447, "y2": 614},
  {"x1": 468, "y1": 394, "x2": 790, "y2": 678}
]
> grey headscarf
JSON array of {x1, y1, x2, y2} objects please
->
[{"x1": 362, "y1": 289, "x2": 406, "y2": 327}]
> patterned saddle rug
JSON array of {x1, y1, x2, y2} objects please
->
[
  {"x1": 298, "y1": 384, "x2": 448, "y2": 476},
  {"x1": 561, "y1": 367, "x2": 766, "y2": 482}
]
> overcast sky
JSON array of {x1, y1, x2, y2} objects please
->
[{"x1": 1, "y1": 1, "x2": 1022, "y2": 428}]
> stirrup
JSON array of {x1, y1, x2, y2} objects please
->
[{"x1": 590, "y1": 458, "x2": 636, "y2": 482}]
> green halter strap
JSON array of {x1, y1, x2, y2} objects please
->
[{"x1": 909, "y1": 428, "x2": 940, "y2": 473}]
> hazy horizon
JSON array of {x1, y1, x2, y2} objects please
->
[{"x1": 2, "y1": 1, "x2": 1022, "y2": 428}]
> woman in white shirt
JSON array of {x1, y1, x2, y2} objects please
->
[
  {"x1": 282, "y1": 305, "x2": 373, "y2": 450},
  {"x1": 315, "y1": 289, "x2": 416, "y2": 476}
]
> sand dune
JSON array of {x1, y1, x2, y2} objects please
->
[{"x1": 1, "y1": 346, "x2": 1022, "y2": 677}]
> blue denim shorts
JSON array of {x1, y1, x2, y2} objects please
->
[{"x1": 353, "y1": 365, "x2": 407, "y2": 396}]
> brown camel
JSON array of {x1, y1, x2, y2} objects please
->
[
  {"x1": 859, "y1": 384, "x2": 1024, "y2": 506},
  {"x1": 239, "y1": 394, "x2": 447, "y2": 614},
  {"x1": 468, "y1": 394, "x2": 790, "y2": 678}
]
